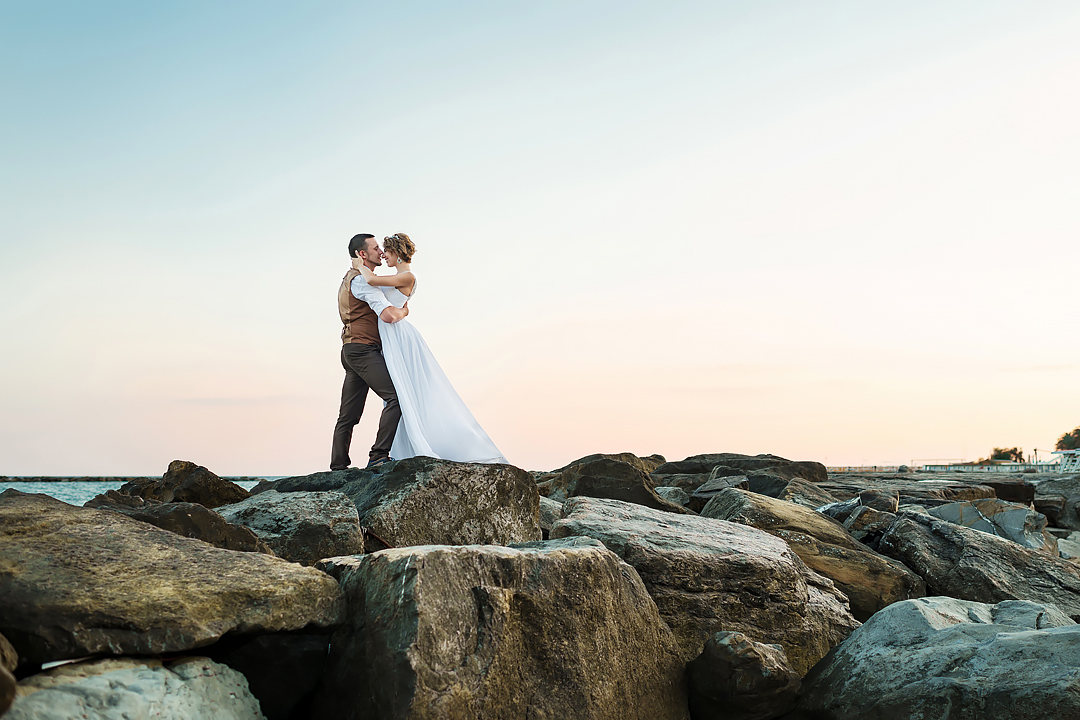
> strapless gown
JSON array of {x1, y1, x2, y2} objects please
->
[{"x1": 377, "y1": 284, "x2": 507, "y2": 464}]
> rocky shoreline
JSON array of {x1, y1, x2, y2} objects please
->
[{"x1": 2, "y1": 456, "x2": 1080, "y2": 719}]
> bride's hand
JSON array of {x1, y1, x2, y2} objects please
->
[{"x1": 351, "y1": 255, "x2": 364, "y2": 271}]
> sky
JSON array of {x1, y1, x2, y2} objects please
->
[{"x1": 2, "y1": 1, "x2": 1079, "y2": 475}]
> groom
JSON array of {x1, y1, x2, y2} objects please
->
[{"x1": 330, "y1": 233, "x2": 410, "y2": 470}]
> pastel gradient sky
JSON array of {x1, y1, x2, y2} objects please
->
[{"x1": 2, "y1": 2, "x2": 1078, "y2": 475}]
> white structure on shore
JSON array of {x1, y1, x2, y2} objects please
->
[
  {"x1": 920, "y1": 461, "x2": 1062, "y2": 473},
  {"x1": 1053, "y1": 450, "x2": 1080, "y2": 473}
]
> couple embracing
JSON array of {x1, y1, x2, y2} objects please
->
[{"x1": 330, "y1": 232, "x2": 506, "y2": 470}]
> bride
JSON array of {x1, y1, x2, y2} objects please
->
[{"x1": 355, "y1": 233, "x2": 507, "y2": 464}]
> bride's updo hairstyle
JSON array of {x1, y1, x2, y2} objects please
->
[{"x1": 383, "y1": 233, "x2": 416, "y2": 263}]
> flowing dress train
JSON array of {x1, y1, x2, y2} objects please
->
[{"x1": 376, "y1": 284, "x2": 507, "y2": 464}]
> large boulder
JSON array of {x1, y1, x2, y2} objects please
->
[
  {"x1": 216, "y1": 490, "x2": 364, "y2": 566},
  {"x1": 0, "y1": 490, "x2": 341, "y2": 669},
  {"x1": 314, "y1": 537, "x2": 689, "y2": 720},
  {"x1": 6, "y1": 657, "x2": 264, "y2": 720},
  {"x1": 799, "y1": 597, "x2": 1080, "y2": 719},
  {"x1": 687, "y1": 631, "x2": 799, "y2": 720},
  {"x1": 653, "y1": 454, "x2": 828, "y2": 484},
  {"x1": 538, "y1": 496, "x2": 564, "y2": 539},
  {"x1": 84, "y1": 490, "x2": 272, "y2": 554},
  {"x1": 878, "y1": 510, "x2": 1080, "y2": 619},
  {"x1": 701, "y1": 488, "x2": 924, "y2": 620},
  {"x1": 687, "y1": 474, "x2": 749, "y2": 512},
  {"x1": 549, "y1": 452, "x2": 667, "y2": 475},
  {"x1": 340, "y1": 457, "x2": 541, "y2": 548},
  {"x1": 261, "y1": 458, "x2": 541, "y2": 549},
  {"x1": 551, "y1": 497, "x2": 859, "y2": 674},
  {"x1": 1034, "y1": 475, "x2": 1080, "y2": 530},
  {"x1": 546, "y1": 458, "x2": 690, "y2": 513},
  {"x1": 928, "y1": 498, "x2": 1058, "y2": 554},
  {"x1": 818, "y1": 473, "x2": 996, "y2": 504},
  {"x1": 106, "y1": 460, "x2": 250, "y2": 508},
  {"x1": 655, "y1": 486, "x2": 691, "y2": 507},
  {"x1": 250, "y1": 468, "x2": 364, "y2": 495},
  {"x1": 776, "y1": 478, "x2": 838, "y2": 509}
]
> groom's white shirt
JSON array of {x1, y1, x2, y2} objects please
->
[{"x1": 351, "y1": 276, "x2": 392, "y2": 315}]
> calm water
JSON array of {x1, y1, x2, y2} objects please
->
[{"x1": 0, "y1": 480, "x2": 267, "y2": 506}]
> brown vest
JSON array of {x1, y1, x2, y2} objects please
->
[{"x1": 339, "y1": 269, "x2": 380, "y2": 345}]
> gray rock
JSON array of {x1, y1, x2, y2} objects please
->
[
  {"x1": 84, "y1": 491, "x2": 272, "y2": 554},
  {"x1": 6, "y1": 657, "x2": 264, "y2": 720},
  {"x1": 546, "y1": 458, "x2": 690, "y2": 513},
  {"x1": 687, "y1": 631, "x2": 799, "y2": 720},
  {"x1": 340, "y1": 457, "x2": 541, "y2": 549},
  {"x1": 1060, "y1": 532, "x2": 1080, "y2": 561},
  {"x1": 107, "y1": 460, "x2": 250, "y2": 508},
  {"x1": 0, "y1": 490, "x2": 341, "y2": 669},
  {"x1": 655, "y1": 486, "x2": 691, "y2": 507},
  {"x1": 551, "y1": 497, "x2": 858, "y2": 674},
  {"x1": 702, "y1": 488, "x2": 924, "y2": 621},
  {"x1": 688, "y1": 474, "x2": 749, "y2": 512},
  {"x1": 1034, "y1": 476, "x2": 1080, "y2": 529},
  {"x1": 251, "y1": 468, "x2": 366, "y2": 495},
  {"x1": 653, "y1": 453, "x2": 828, "y2": 484},
  {"x1": 799, "y1": 597, "x2": 1080, "y2": 719},
  {"x1": 538, "y1": 496, "x2": 564, "y2": 539},
  {"x1": 817, "y1": 497, "x2": 861, "y2": 524},
  {"x1": 928, "y1": 498, "x2": 1058, "y2": 554},
  {"x1": 314, "y1": 538, "x2": 689, "y2": 720},
  {"x1": 648, "y1": 473, "x2": 712, "y2": 491},
  {"x1": 817, "y1": 473, "x2": 996, "y2": 503},
  {"x1": 878, "y1": 511, "x2": 1080, "y2": 619},
  {"x1": 549, "y1": 452, "x2": 667, "y2": 475},
  {"x1": 857, "y1": 489, "x2": 899, "y2": 513},
  {"x1": 842, "y1": 505, "x2": 897, "y2": 548},
  {"x1": 1034, "y1": 494, "x2": 1067, "y2": 526},
  {"x1": 777, "y1": 478, "x2": 838, "y2": 509},
  {"x1": 216, "y1": 490, "x2": 364, "y2": 566}
]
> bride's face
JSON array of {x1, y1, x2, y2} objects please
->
[{"x1": 384, "y1": 251, "x2": 400, "y2": 267}]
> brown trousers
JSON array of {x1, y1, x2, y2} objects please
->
[{"x1": 330, "y1": 343, "x2": 400, "y2": 470}]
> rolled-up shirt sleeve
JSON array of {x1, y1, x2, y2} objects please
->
[{"x1": 351, "y1": 275, "x2": 393, "y2": 316}]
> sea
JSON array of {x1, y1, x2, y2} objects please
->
[{"x1": 0, "y1": 479, "x2": 275, "y2": 506}]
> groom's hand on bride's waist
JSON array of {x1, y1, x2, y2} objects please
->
[{"x1": 381, "y1": 305, "x2": 409, "y2": 324}]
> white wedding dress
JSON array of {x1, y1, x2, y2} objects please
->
[{"x1": 377, "y1": 283, "x2": 508, "y2": 464}]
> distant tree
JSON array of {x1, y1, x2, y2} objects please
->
[
  {"x1": 976, "y1": 447, "x2": 1023, "y2": 464},
  {"x1": 1057, "y1": 427, "x2": 1080, "y2": 451},
  {"x1": 990, "y1": 447, "x2": 1024, "y2": 462}
]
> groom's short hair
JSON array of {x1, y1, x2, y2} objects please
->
[{"x1": 348, "y1": 233, "x2": 375, "y2": 258}]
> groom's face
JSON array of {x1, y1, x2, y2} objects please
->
[{"x1": 360, "y1": 238, "x2": 383, "y2": 267}]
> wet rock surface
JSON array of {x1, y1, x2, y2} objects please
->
[
  {"x1": 544, "y1": 457, "x2": 690, "y2": 513},
  {"x1": 217, "y1": 490, "x2": 364, "y2": 566},
  {"x1": 687, "y1": 631, "x2": 800, "y2": 720},
  {"x1": 878, "y1": 510, "x2": 1080, "y2": 619},
  {"x1": 107, "y1": 460, "x2": 251, "y2": 508},
  {"x1": 927, "y1": 497, "x2": 1058, "y2": 554},
  {"x1": 315, "y1": 538, "x2": 688, "y2": 720},
  {"x1": 701, "y1": 488, "x2": 924, "y2": 620},
  {"x1": 799, "y1": 597, "x2": 1080, "y2": 720},
  {"x1": 5, "y1": 657, "x2": 265, "y2": 720},
  {"x1": 0, "y1": 490, "x2": 341, "y2": 669},
  {"x1": 551, "y1": 496, "x2": 859, "y2": 674},
  {"x1": 84, "y1": 490, "x2": 272, "y2": 553}
]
